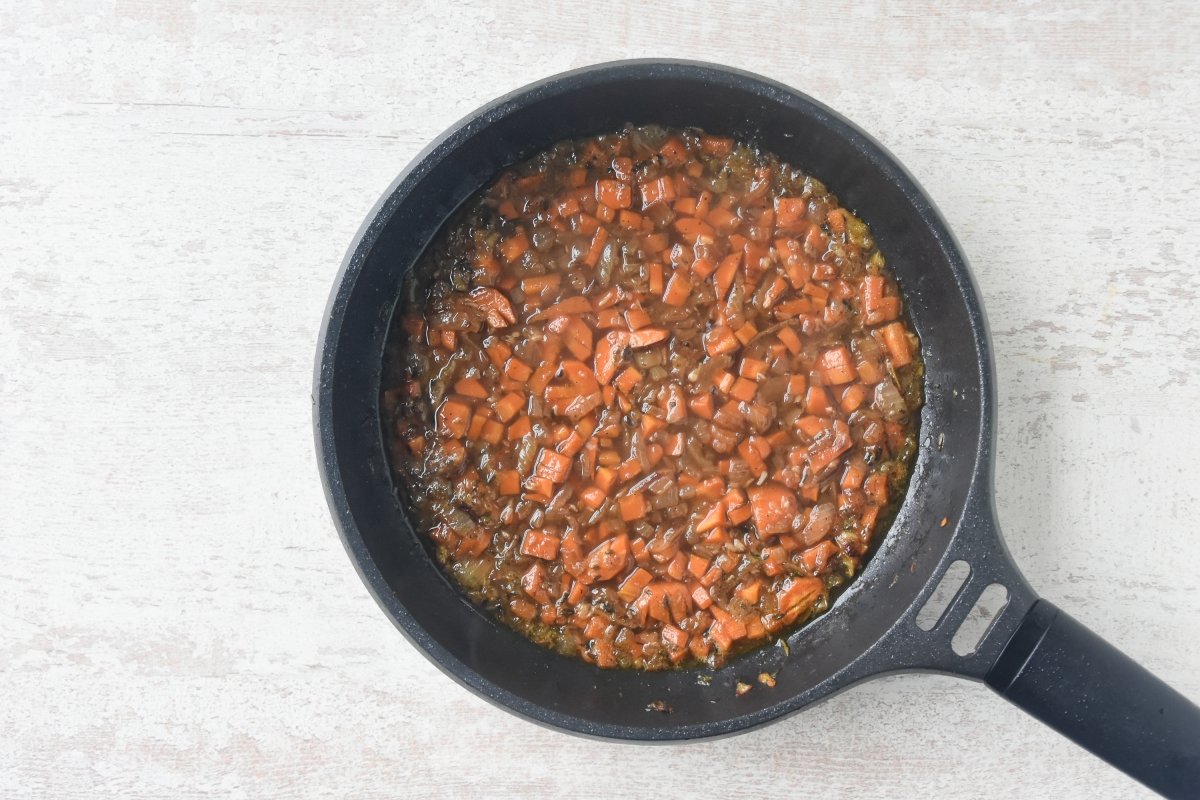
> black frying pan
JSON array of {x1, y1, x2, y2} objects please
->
[{"x1": 313, "y1": 60, "x2": 1200, "y2": 797}]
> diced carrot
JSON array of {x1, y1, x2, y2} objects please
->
[
  {"x1": 579, "y1": 438, "x2": 599, "y2": 480},
  {"x1": 860, "y1": 504, "x2": 882, "y2": 534},
  {"x1": 674, "y1": 217, "x2": 715, "y2": 243},
  {"x1": 640, "y1": 176, "x2": 677, "y2": 208},
  {"x1": 807, "y1": 419, "x2": 853, "y2": 475},
  {"x1": 595, "y1": 202, "x2": 615, "y2": 223},
  {"x1": 624, "y1": 307, "x2": 652, "y2": 331},
  {"x1": 778, "y1": 577, "x2": 824, "y2": 616},
  {"x1": 691, "y1": 584, "x2": 713, "y2": 609},
  {"x1": 695, "y1": 477, "x2": 724, "y2": 502},
  {"x1": 481, "y1": 419, "x2": 505, "y2": 444},
  {"x1": 534, "y1": 295, "x2": 591, "y2": 319},
  {"x1": 683, "y1": 258, "x2": 712, "y2": 282},
  {"x1": 648, "y1": 262, "x2": 664, "y2": 295},
  {"x1": 695, "y1": 501, "x2": 727, "y2": 533},
  {"x1": 522, "y1": 475, "x2": 554, "y2": 502},
  {"x1": 662, "y1": 271, "x2": 692, "y2": 306},
  {"x1": 826, "y1": 208, "x2": 846, "y2": 235},
  {"x1": 585, "y1": 534, "x2": 630, "y2": 582},
  {"x1": 594, "y1": 330, "x2": 629, "y2": 385},
  {"x1": 727, "y1": 503, "x2": 752, "y2": 526},
  {"x1": 864, "y1": 473, "x2": 889, "y2": 506},
  {"x1": 566, "y1": 579, "x2": 586, "y2": 605},
  {"x1": 482, "y1": 340, "x2": 511, "y2": 371},
  {"x1": 713, "y1": 252, "x2": 741, "y2": 299},
  {"x1": 583, "y1": 227, "x2": 609, "y2": 268},
  {"x1": 528, "y1": 362, "x2": 556, "y2": 396},
  {"x1": 817, "y1": 345, "x2": 858, "y2": 385},
  {"x1": 498, "y1": 469, "x2": 521, "y2": 496},
  {"x1": 688, "y1": 391, "x2": 714, "y2": 419},
  {"x1": 628, "y1": 327, "x2": 668, "y2": 347},
  {"x1": 805, "y1": 385, "x2": 833, "y2": 416},
  {"x1": 614, "y1": 366, "x2": 642, "y2": 394},
  {"x1": 748, "y1": 482, "x2": 799, "y2": 536},
  {"x1": 661, "y1": 624, "x2": 689, "y2": 650},
  {"x1": 504, "y1": 358, "x2": 533, "y2": 382},
  {"x1": 521, "y1": 273, "x2": 562, "y2": 297},
  {"x1": 841, "y1": 383, "x2": 867, "y2": 412},
  {"x1": 520, "y1": 562, "x2": 547, "y2": 600},
  {"x1": 556, "y1": 196, "x2": 581, "y2": 218},
  {"x1": 659, "y1": 136, "x2": 687, "y2": 164},
  {"x1": 509, "y1": 598, "x2": 537, "y2": 621},
  {"x1": 785, "y1": 375, "x2": 808, "y2": 404},
  {"x1": 579, "y1": 485, "x2": 606, "y2": 510},
  {"x1": 453, "y1": 378, "x2": 489, "y2": 399},
  {"x1": 729, "y1": 377, "x2": 757, "y2": 402},
  {"x1": 879, "y1": 322, "x2": 914, "y2": 367},
  {"x1": 737, "y1": 579, "x2": 763, "y2": 604},
  {"x1": 699, "y1": 135, "x2": 733, "y2": 157},
  {"x1": 576, "y1": 213, "x2": 600, "y2": 235},
  {"x1": 618, "y1": 493, "x2": 648, "y2": 521},
  {"x1": 728, "y1": 323, "x2": 755, "y2": 346},
  {"x1": 708, "y1": 606, "x2": 748, "y2": 651},
  {"x1": 802, "y1": 281, "x2": 830, "y2": 305},
  {"x1": 596, "y1": 179, "x2": 632, "y2": 210},
  {"x1": 534, "y1": 448, "x2": 572, "y2": 483},
  {"x1": 561, "y1": 165, "x2": 586, "y2": 188},
  {"x1": 550, "y1": 392, "x2": 603, "y2": 421},
  {"x1": 495, "y1": 392, "x2": 524, "y2": 422},
  {"x1": 739, "y1": 357, "x2": 769, "y2": 380},
  {"x1": 521, "y1": 529, "x2": 561, "y2": 561},
  {"x1": 639, "y1": 413, "x2": 666, "y2": 437},
  {"x1": 774, "y1": 196, "x2": 808, "y2": 230},
  {"x1": 592, "y1": 466, "x2": 617, "y2": 493},
  {"x1": 617, "y1": 567, "x2": 653, "y2": 603},
  {"x1": 633, "y1": 542, "x2": 652, "y2": 573},
  {"x1": 608, "y1": 157, "x2": 632, "y2": 180},
  {"x1": 500, "y1": 230, "x2": 530, "y2": 263},
  {"x1": 557, "y1": 429, "x2": 586, "y2": 457},
  {"x1": 801, "y1": 541, "x2": 840, "y2": 576},
  {"x1": 595, "y1": 308, "x2": 622, "y2": 329},
  {"x1": 466, "y1": 411, "x2": 488, "y2": 440},
  {"x1": 705, "y1": 325, "x2": 740, "y2": 356},
  {"x1": 706, "y1": 206, "x2": 741, "y2": 234},
  {"x1": 618, "y1": 209, "x2": 643, "y2": 229},
  {"x1": 841, "y1": 460, "x2": 868, "y2": 491},
  {"x1": 437, "y1": 398, "x2": 472, "y2": 438},
  {"x1": 563, "y1": 317, "x2": 593, "y2": 361}
]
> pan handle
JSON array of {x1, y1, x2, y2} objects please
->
[{"x1": 986, "y1": 599, "x2": 1200, "y2": 798}]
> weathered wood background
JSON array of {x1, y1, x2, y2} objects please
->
[{"x1": 3, "y1": 2, "x2": 1198, "y2": 797}]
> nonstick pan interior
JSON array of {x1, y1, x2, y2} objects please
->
[{"x1": 316, "y1": 60, "x2": 1019, "y2": 739}]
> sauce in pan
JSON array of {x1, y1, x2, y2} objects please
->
[{"x1": 382, "y1": 125, "x2": 922, "y2": 669}]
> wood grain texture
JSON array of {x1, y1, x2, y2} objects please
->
[{"x1": 3, "y1": 1, "x2": 1198, "y2": 797}]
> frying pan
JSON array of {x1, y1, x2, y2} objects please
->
[{"x1": 313, "y1": 60, "x2": 1200, "y2": 797}]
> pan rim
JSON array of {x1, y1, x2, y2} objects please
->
[{"x1": 313, "y1": 58, "x2": 996, "y2": 741}]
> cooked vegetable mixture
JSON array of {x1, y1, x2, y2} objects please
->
[{"x1": 382, "y1": 125, "x2": 922, "y2": 670}]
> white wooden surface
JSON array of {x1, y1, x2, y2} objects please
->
[{"x1": 3, "y1": 2, "x2": 1198, "y2": 797}]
